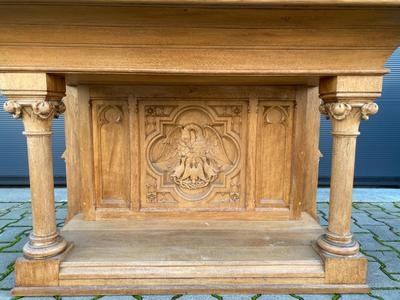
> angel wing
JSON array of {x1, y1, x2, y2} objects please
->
[
  {"x1": 203, "y1": 126, "x2": 233, "y2": 168},
  {"x1": 152, "y1": 126, "x2": 183, "y2": 171}
]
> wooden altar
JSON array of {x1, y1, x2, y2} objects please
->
[{"x1": 1, "y1": 0, "x2": 400, "y2": 296}]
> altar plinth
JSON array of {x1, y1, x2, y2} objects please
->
[{"x1": 1, "y1": 0, "x2": 400, "y2": 296}]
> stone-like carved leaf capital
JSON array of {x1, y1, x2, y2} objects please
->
[
  {"x1": 320, "y1": 102, "x2": 379, "y2": 121},
  {"x1": 3, "y1": 100, "x2": 66, "y2": 120},
  {"x1": 360, "y1": 102, "x2": 379, "y2": 120},
  {"x1": 3, "y1": 100, "x2": 22, "y2": 119},
  {"x1": 320, "y1": 102, "x2": 352, "y2": 121}
]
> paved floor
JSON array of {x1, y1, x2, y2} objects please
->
[{"x1": 0, "y1": 189, "x2": 399, "y2": 300}]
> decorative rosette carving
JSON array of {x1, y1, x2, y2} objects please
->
[
  {"x1": 319, "y1": 102, "x2": 352, "y2": 120},
  {"x1": 360, "y1": 102, "x2": 379, "y2": 120},
  {"x1": 3, "y1": 100, "x2": 22, "y2": 118}
]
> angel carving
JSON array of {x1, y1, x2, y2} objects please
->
[{"x1": 152, "y1": 123, "x2": 234, "y2": 190}]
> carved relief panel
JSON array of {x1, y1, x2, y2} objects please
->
[
  {"x1": 139, "y1": 100, "x2": 247, "y2": 211},
  {"x1": 255, "y1": 101, "x2": 294, "y2": 208},
  {"x1": 92, "y1": 100, "x2": 131, "y2": 209}
]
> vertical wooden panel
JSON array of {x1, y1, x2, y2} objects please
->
[
  {"x1": 256, "y1": 101, "x2": 294, "y2": 209},
  {"x1": 301, "y1": 86, "x2": 321, "y2": 220},
  {"x1": 64, "y1": 85, "x2": 81, "y2": 221},
  {"x1": 92, "y1": 99, "x2": 130, "y2": 209},
  {"x1": 290, "y1": 89, "x2": 308, "y2": 220},
  {"x1": 245, "y1": 97, "x2": 258, "y2": 210},
  {"x1": 78, "y1": 86, "x2": 96, "y2": 220}
]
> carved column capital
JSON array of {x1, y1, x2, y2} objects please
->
[
  {"x1": 360, "y1": 102, "x2": 379, "y2": 120},
  {"x1": 319, "y1": 102, "x2": 352, "y2": 121},
  {"x1": 4, "y1": 100, "x2": 66, "y2": 120},
  {"x1": 3, "y1": 100, "x2": 22, "y2": 118},
  {"x1": 320, "y1": 102, "x2": 379, "y2": 122}
]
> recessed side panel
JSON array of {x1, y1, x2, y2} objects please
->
[
  {"x1": 92, "y1": 99, "x2": 131, "y2": 209},
  {"x1": 138, "y1": 100, "x2": 248, "y2": 212},
  {"x1": 256, "y1": 101, "x2": 295, "y2": 209}
]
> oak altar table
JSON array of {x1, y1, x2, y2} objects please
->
[{"x1": 1, "y1": 0, "x2": 400, "y2": 296}]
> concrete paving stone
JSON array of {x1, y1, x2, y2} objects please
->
[
  {"x1": 383, "y1": 242, "x2": 400, "y2": 251},
  {"x1": 0, "y1": 271, "x2": 15, "y2": 289},
  {"x1": 368, "y1": 211, "x2": 400, "y2": 220},
  {"x1": 179, "y1": 295, "x2": 221, "y2": 300},
  {"x1": 0, "y1": 226, "x2": 31, "y2": 242},
  {"x1": 364, "y1": 225, "x2": 400, "y2": 241},
  {"x1": 0, "y1": 252, "x2": 19, "y2": 274},
  {"x1": 0, "y1": 207, "x2": 30, "y2": 220},
  {"x1": 218, "y1": 295, "x2": 259, "y2": 300},
  {"x1": 18, "y1": 297, "x2": 56, "y2": 300},
  {"x1": 364, "y1": 251, "x2": 400, "y2": 273},
  {"x1": 355, "y1": 233, "x2": 391, "y2": 251},
  {"x1": 0, "y1": 203, "x2": 19, "y2": 211},
  {"x1": 141, "y1": 296, "x2": 180, "y2": 300},
  {"x1": 314, "y1": 189, "x2": 400, "y2": 203},
  {"x1": 375, "y1": 203, "x2": 400, "y2": 212},
  {"x1": 391, "y1": 274, "x2": 400, "y2": 281},
  {"x1": 60, "y1": 297, "x2": 95, "y2": 300},
  {"x1": 8, "y1": 214, "x2": 33, "y2": 227},
  {"x1": 353, "y1": 189, "x2": 400, "y2": 202},
  {"x1": 319, "y1": 217, "x2": 328, "y2": 226},
  {"x1": 258, "y1": 295, "x2": 297, "y2": 300},
  {"x1": 380, "y1": 219, "x2": 400, "y2": 231},
  {"x1": 61, "y1": 297, "x2": 96, "y2": 300},
  {"x1": 56, "y1": 208, "x2": 68, "y2": 220},
  {"x1": 371, "y1": 289, "x2": 400, "y2": 300},
  {"x1": 353, "y1": 203, "x2": 382, "y2": 211},
  {"x1": 0, "y1": 290, "x2": 12, "y2": 300},
  {"x1": 0, "y1": 188, "x2": 32, "y2": 202},
  {"x1": 352, "y1": 222, "x2": 370, "y2": 233},
  {"x1": 351, "y1": 214, "x2": 383, "y2": 226},
  {"x1": 295, "y1": 294, "x2": 335, "y2": 299},
  {"x1": 0, "y1": 220, "x2": 18, "y2": 229},
  {"x1": 367, "y1": 262, "x2": 400, "y2": 288},
  {"x1": 100, "y1": 296, "x2": 135, "y2": 299},
  {"x1": 1, "y1": 235, "x2": 27, "y2": 252},
  {"x1": 317, "y1": 202, "x2": 329, "y2": 209},
  {"x1": 339, "y1": 293, "x2": 374, "y2": 299}
]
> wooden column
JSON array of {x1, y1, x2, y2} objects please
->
[
  {"x1": 1, "y1": 73, "x2": 68, "y2": 259},
  {"x1": 317, "y1": 75, "x2": 382, "y2": 256}
]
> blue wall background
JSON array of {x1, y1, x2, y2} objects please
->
[{"x1": 0, "y1": 48, "x2": 399, "y2": 186}]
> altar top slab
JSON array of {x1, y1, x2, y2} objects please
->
[
  {"x1": 1, "y1": 1, "x2": 399, "y2": 79},
  {"x1": 3, "y1": 0, "x2": 400, "y2": 7}
]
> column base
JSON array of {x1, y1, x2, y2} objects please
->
[
  {"x1": 317, "y1": 233, "x2": 359, "y2": 256},
  {"x1": 23, "y1": 233, "x2": 68, "y2": 259}
]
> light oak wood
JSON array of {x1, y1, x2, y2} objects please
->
[
  {"x1": 317, "y1": 75, "x2": 382, "y2": 256},
  {"x1": 0, "y1": 73, "x2": 68, "y2": 259},
  {"x1": 0, "y1": 0, "x2": 399, "y2": 296},
  {"x1": 64, "y1": 86, "x2": 81, "y2": 221}
]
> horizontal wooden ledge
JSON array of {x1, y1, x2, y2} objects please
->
[
  {"x1": 0, "y1": 68, "x2": 389, "y2": 76},
  {"x1": 0, "y1": 43, "x2": 395, "y2": 50},
  {"x1": 11, "y1": 284, "x2": 371, "y2": 296},
  {"x1": 59, "y1": 265, "x2": 325, "y2": 279},
  {"x1": 2, "y1": 0, "x2": 400, "y2": 8}
]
